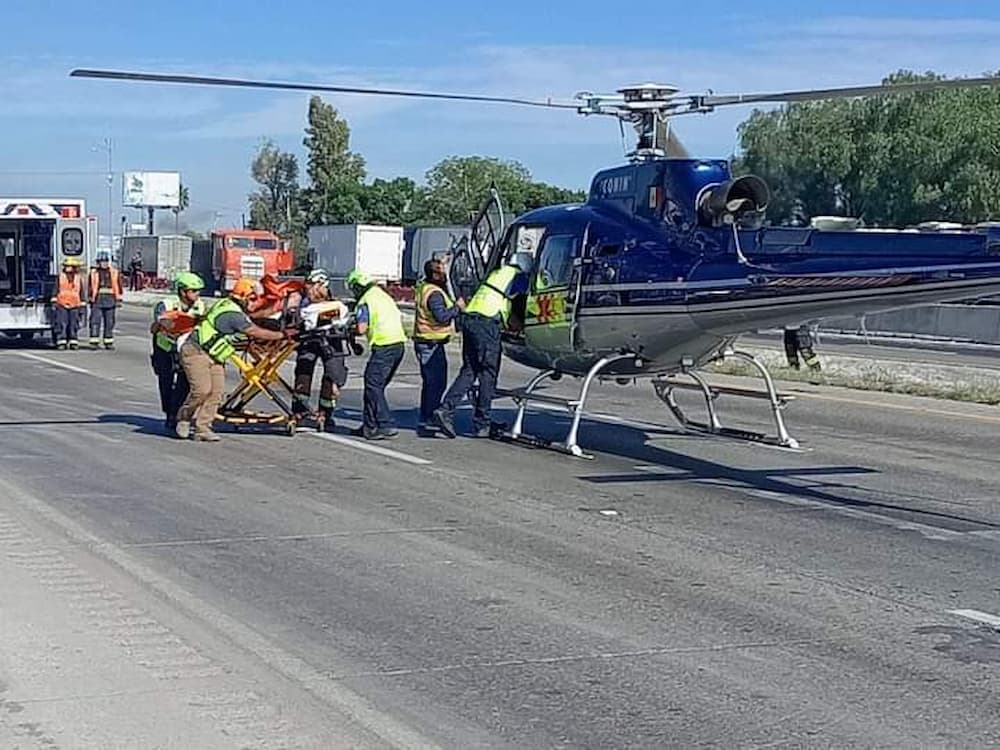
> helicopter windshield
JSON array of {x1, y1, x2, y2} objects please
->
[{"x1": 533, "y1": 234, "x2": 576, "y2": 291}]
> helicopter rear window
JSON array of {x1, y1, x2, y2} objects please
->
[{"x1": 534, "y1": 234, "x2": 576, "y2": 290}]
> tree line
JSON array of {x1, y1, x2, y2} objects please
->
[
  {"x1": 734, "y1": 69, "x2": 1000, "y2": 227},
  {"x1": 246, "y1": 69, "x2": 1000, "y2": 262},
  {"x1": 247, "y1": 96, "x2": 586, "y2": 261}
]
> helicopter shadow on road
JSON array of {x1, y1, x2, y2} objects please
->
[{"x1": 489, "y1": 406, "x2": 1000, "y2": 533}]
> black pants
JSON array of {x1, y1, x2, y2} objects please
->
[
  {"x1": 784, "y1": 326, "x2": 820, "y2": 371},
  {"x1": 151, "y1": 347, "x2": 189, "y2": 424},
  {"x1": 294, "y1": 338, "x2": 348, "y2": 413},
  {"x1": 441, "y1": 314, "x2": 502, "y2": 430},
  {"x1": 53, "y1": 306, "x2": 80, "y2": 346},
  {"x1": 414, "y1": 340, "x2": 448, "y2": 423},
  {"x1": 89, "y1": 303, "x2": 116, "y2": 345},
  {"x1": 363, "y1": 343, "x2": 404, "y2": 432}
]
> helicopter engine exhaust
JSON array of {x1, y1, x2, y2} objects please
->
[{"x1": 697, "y1": 175, "x2": 770, "y2": 229}]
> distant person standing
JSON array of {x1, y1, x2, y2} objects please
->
[
  {"x1": 88, "y1": 251, "x2": 123, "y2": 349},
  {"x1": 51, "y1": 258, "x2": 85, "y2": 350},
  {"x1": 128, "y1": 251, "x2": 143, "y2": 291},
  {"x1": 783, "y1": 324, "x2": 821, "y2": 372}
]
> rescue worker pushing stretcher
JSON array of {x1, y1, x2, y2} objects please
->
[
  {"x1": 291, "y1": 269, "x2": 349, "y2": 432},
  {"x1": 175, "y1": 278, "x2": 294, "y2": 442}
]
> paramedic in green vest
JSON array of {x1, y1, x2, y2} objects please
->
[
  {"x1": 346, "y1": 270, "x2": 407, "y2": 441},
  {"x1": 175, "y1": 277, "x2": 292, "y2": 442},
  {"x1": 149, "y1": 271, "x2": 207, "y2": 433},
  {"x1": 432, "y1": 253, "x2": 532, "y2": 439},
  {"x1": 412, "y1": 258, "x2": 464, "y2": 432}
]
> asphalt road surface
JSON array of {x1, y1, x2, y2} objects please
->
[{"x1": 1, "y1": 308, "x2": 999, "y2": 748}]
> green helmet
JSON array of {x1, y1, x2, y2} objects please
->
[
  {"x1": 345, "y1": 269, "x2": 371, "y2": 288},
  {"x1": 175, "y1": 271, "x2": 205, "y2": 291}
]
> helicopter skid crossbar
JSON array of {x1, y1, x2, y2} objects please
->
[
  {"x1": 493, "y1": 354, "x2": 635, "y2": 459},
  {"x1": 653, "y1": 350, "x2": 800, "y2": 449}
]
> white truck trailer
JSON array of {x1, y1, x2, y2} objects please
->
[
  {"x1": 307, "y1": 224, "x2": 404, "y2": 294},
  {"x1": 0, "y1": 198, "x2": 92, "y2": 342}
]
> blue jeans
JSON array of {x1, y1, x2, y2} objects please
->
[
  {"x1": 363, "y1": 343, "x2": 404, "y2": 432},
  {"x1": 414, "y1": 340, "x2": 448, "y2": 424},
  {"x1": 441, "y1": 314, "x2": 501, "y2": 430}
]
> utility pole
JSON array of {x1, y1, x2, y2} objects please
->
[{"x1": 92, "y1": 137, "x2": 114, "y2": 264}]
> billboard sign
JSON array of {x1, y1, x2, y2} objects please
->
[{"x1": 122, "y1": 171, "x2": 180, "y2": 208}]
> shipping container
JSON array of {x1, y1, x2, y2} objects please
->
[
  {"x1": 307, "y1": 224, "x2": 403, "y2": 284},
  {"x1": 402, "y1": 225, "x2": 470, "y2": 283}
]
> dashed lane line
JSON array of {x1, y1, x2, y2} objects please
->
[
  {"x1": 16, "y1": 351, "x2": 96, "y2": 376},
  {"x1": 306, "y1": 430, "x2": 432, "y2": 466},
  {"x1": 949, "y1": 609, "x2": 1000, "y2": 629}
]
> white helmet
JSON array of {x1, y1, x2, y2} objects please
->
[{"x1": 307, "y1": 268, "x2": 330, "y2": 287}]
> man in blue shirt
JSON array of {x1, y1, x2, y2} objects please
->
[{"x1": 412, "y1": 259, "x2": 464, "y2": 432}]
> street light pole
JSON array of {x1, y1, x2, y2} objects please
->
[{"x1": 92, "y1": 137, "x2": 114, "y2": 264}]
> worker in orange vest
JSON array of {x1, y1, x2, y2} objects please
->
[
  {"x1": 88, "y1": 251, "x2": 123, "y2": 349},
  {"x1": 51, "y1": 257, "x2": 85, "y2": 350}
]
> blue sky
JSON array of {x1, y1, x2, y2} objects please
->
[{"x1": 2, "y1": 1, "x2": 999, "y2": 233}]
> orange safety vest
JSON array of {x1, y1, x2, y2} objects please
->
[
  {"x1": 89, "y1": 267, "x2": 122, "y2": 303},
  {"x1": 413, "y1": 281, "x2": 455, "y2": 342},
  {"x1": 54, "y1": 273, "x2": 83, "y2": 308}
]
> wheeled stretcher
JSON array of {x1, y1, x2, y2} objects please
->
[{"x1": 214, "y1": 281, "x2": 359, "y2": 435}]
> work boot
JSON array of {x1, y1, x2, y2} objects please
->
[
  {"x1": 474, "y1": 425, "x2": 491, "y2": 439},
  {"x1": 432, "y1": 407, "x2": 456, "y2": 439},
  {"x1": 89, "y1": 339, "x2": 100, "y2": 350},
  {"x1": 175, "y1": 420, "x2": 191, "y2": 440},
  {"x1": 165, "y1": 417, "x2": 177, "y2": 433},
  {"x1": 317, "y1": 407, "x2": 336, "y2": 433},
  {"x1": 194, "y1": 430, "x2": 221, "y2": 442},
  {"x1": 68, "y1": 340, "x2": 79, "y2": 350},
  {"x1": 378, "y1": 427, "x2": 398, "y2": 438},
  {"x1": 350, "y1": 426, "x2": 385, "y2": 441}
]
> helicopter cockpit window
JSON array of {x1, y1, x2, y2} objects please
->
[{"x1": 534, "y1": 234, "x2": 577, "y2": 291}]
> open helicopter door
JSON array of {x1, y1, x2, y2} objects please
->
[
  {"x1": 522, "y1": 223, "x2": 588, "y2": 360},
  {"x1": 447, "y1": 187, "x2": 504, "y2": 302}
]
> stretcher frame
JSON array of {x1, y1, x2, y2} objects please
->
[{"x1": 214, "y1": 295, "x2": 356, "y2": 436}]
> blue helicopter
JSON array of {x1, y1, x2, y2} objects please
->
[{"x1": 69, "y1": 69, "x2": 1000, "y2": 457}]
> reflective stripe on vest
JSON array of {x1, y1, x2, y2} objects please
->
[
  {"x1": 55, "y1": 273, "x2": 82, "y2": 308},
  {"x1": 194, "y1": 298, "x2": 243, "y2": 363},
  {"x1": 465, "y1": 266, "x2": 518, "y2": 322},
  {"x1": 358, "y1": 285, "x2": 406, "y2": 347},
  {"x1": 89, "y1": 268, "x2": 122, "y2": 302},
  {"x1": 413, "y1": 281, "x2": 454, "y2": 341},
  {"x1": 154, "y1": 297, "x2": 207, "y2": 352}
]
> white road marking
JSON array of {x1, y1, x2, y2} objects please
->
[
  {"x1": 949, "y1": 609, "x2": 1000, "y2": 629},
  {"x1": 305, "y1": 431, "x2": 432, "y2": 466},
  {"x1": 741, "y1": 488, "x2": 963, "y2": 541},
  {"x1": 16, "y1": 352, "x2": 95, "y2": 376}
]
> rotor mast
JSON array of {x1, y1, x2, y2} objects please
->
[{"x1": 575, "y1": 83, "x2": 692, "y2": 160}]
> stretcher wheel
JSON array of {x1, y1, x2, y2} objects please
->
[{"x1": 286, "y1": 421, "x2": 297, "y2": 436}]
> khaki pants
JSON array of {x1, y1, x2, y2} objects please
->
[{"x1": 177, "y1": 341, "x2": 225, "y2": 434}]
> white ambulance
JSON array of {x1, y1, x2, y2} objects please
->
[{"x1": 0, "y1": 199, "x2": 93, "y2": 343}]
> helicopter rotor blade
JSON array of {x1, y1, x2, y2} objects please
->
[
  {"x1": 697, "y1": 75, "x2": 1000, "y2": 108},
  {"x1": 68, "y1": 68, "x2": 580, "y2": 110}
]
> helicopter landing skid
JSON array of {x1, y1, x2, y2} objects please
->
[
  {"x1": 493, "y1": 354, "x2": 636, "y2": 459},
  {"x1": 653, "y1": 350, "x2": 800, "y2": 449}
]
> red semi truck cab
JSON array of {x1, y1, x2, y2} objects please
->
[{"x1": 211, "y1": 228, "x2": 293, "y2": 292}]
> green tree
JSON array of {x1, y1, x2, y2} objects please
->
[
  {"x1": 301, "y1": 95, "x2": 367, "y2": 225},
  {"x1": 171, "y1": 184, "x2": 190, "y2": 234},
  {"x1": 360, "y1": 177, "x2": 419, "y2": 225},
  {"x1": 735, "y1": 70, "x2": 1000, "y2": 227},
  {"x1": 418, "y1": 156, "x2": 584, "y2": 223},
  {"x1": 247, "y1": 139, "x2": 307, "y2": 260}
]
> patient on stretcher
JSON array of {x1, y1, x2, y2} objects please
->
[{"x1": 248, "y1": 275, "x2": 349, "y2": 332}]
